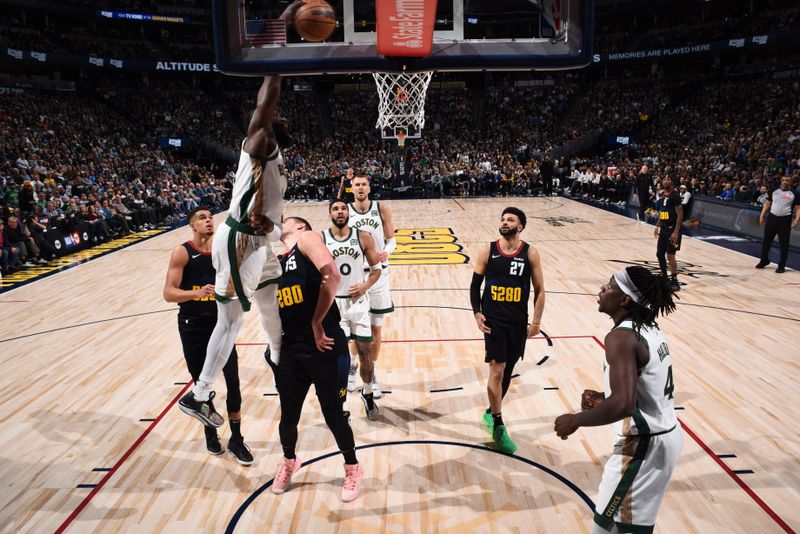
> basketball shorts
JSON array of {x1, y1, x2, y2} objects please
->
[
  {"x1": 484, "y1": 321, "x2": 528, "y2": 364},
  {"x1": 335, "y1": 295, "x2": 373, "y2": 343},
  {"x1": 367, "y1": 268, "x2": 394, "y2": 317},
  {"x1": 594, "y1": 427, "x2": 683, "y2": 533},
  {"x1": 213, "y1": 224, "x2": 282, "y2": 312},
  {"x1": 657, "y1": 226, "x2": 682, "y2": 254}
]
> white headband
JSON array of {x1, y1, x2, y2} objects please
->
[{"x1": 613, "y1": 269, "x2": 643, "y2": 303}]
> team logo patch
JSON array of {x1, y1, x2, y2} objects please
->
[{"x1": 391, "y1": 228, "x2": 469, "y2": 265}]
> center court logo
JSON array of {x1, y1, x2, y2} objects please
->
[{"x1": 390, "y1": 228, "x2": 469, "y2": 265}]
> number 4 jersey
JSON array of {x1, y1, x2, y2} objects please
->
[
  {"x1": 277, "y1": 243, "x2": 343, "y2": 346},
  {"x1": 481, "y1": 240, "x2": 531, "y2": 326},
  {"x1": 606, "y1": 319, "x2": 678, "y2": 436}
]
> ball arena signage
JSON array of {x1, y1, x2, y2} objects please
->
[{"x1": 375, "y1": 0, "x2": 437, "y2": 56}]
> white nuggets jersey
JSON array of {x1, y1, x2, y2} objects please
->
[
  {"x1": 322, "y1": 228, "x2": 366, "y2": 298},
  {"x1": 348, "y1": 201, "x2": 387, "y2": 267},
  {"x1": 605, "y1": 319, "x2": 677, "y2": 436},
  {"x1": 229, "y1": 140, "x2": 287, "y2": 226}
]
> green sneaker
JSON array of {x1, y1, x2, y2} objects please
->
[
  {"x1": 482, "y1": 411, "x2": 494, "y2": 432},
  {"x1": 492, "y1": 425, "x2": 517, "y2": 454}
]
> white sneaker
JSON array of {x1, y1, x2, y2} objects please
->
[
  {"x1": 347, "y1": 364, "x2": 358, "y2": 392},
  {"x1": 371, "y1": 376, "x2": 382, "y2": 399}
]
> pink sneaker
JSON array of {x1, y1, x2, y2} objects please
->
[
  {"x1": 341, "y1": 463, "x2": 364, "y2": 502},
  {"x1": 271, "y1": 457, "x2": 302, "y2": 494}
]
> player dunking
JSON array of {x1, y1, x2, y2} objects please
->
[
  {"x1": 323, "y1": 199, "x2": 383, "y2": 420},
  {"x1": 163, "y1": 207, "x2": 252, "y2": 464},
  {"x1": 470, "y1": 207, "x2": 545, "y2": 454},
  {"x1": 270, "y1": 216, "x2": 364, "y2": 502},
  {"x1": 179, "y1": 76, "x2": 289, "y2": 433},
  {"x1": 555, "y1": 266, "x2": 682, "y2": 534},
  {"x1": 338, "y1": 169, "x2": 396, "y2": 398}
]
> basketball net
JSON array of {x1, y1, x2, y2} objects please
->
[{"x1": 373, "y1": 71, "x2": 433, "y2": 147}]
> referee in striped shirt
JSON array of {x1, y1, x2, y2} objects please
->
[{"x1": 756, "y1": 176, "x2": 800, "y2": 273}]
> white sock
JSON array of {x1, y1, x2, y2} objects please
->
[
  {"x1": 254, "y1": 286, "x2": 282, "y2": 364},
  {"x1": 362, "y1": 381, "x2": 372, "y2": 395},
  {"x1": 194, "y1": 301, "x2": 244, "y2": 401}
]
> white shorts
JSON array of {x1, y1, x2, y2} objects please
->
[
  {"x1": 367, "y1": 268, "x2": 393, "y2": 317},
  {"x1": 213, "y1": 223, "x2": 282, "y2": 312},
  {"x1": 335, "y1": 295, "x2": 373, "y2": 342},
  {"x1": 594, "y1": 427, "x2": 683, "y2": 532}
]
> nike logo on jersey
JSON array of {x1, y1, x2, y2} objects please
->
[
  {"x1": 491, "y1": 254, "x2": 501, "y2": 258},
  {"x1": 192, "y1": 254, "x2": 201, "y2": 259}
]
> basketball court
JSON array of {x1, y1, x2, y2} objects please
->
[
  {"x1": 2, "y1": 1, "x2": 798, "y2": 532},
  {"x1": 1, "y1": 198, "x2": 798, "y2": 533}
]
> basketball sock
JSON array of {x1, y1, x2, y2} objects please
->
[
  {"x1": 230, "y1": 419, "x2": 242, "y2": 440},
  {"x1": 203, "y1": 425, "x2": 217, "y2": 438},
  {"x1": 362, "y1": 392, "x2": 375, "y2": 410},
  {"x1": 342, "y1": 448, "x2": 357, "y2": 465},
  {"x1": 492, "y1": 413, "x2": 504, "y2": 427},
  {"x1": 254, "y1": 289, "x2": 282, "y2": 363},
  {"x1": 362, "y1": 381, "x2": 373, "y2": 395},
  {"x1": 196, "y1": 302, "x2": 245, "y2": 400},
  {"x1": 282, "y1": 446, "x2": 296, "y2": 460}
]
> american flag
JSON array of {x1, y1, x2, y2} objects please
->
[{"x1": 245, "y1": 19, "x2": 286, "y2": 45}]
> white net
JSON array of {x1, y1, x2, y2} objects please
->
[{"x1": 372, "y1": 71, "x2": 433, "y2": 143}]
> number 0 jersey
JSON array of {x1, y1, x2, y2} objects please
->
[
  {"x1": 278, "y1": 243, "x2": 342, "y2": 344},
  {"x1": 322, "y1": 227, "x2": 365, "y2": 298},
  {"x1": 605, "y1": 319, "x2": 678, "y2": 436},
  {"x1": 481, "y1": 240, "x2": 531, "y2": 326}
]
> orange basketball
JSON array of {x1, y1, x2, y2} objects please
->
[{"x1": 294, "y1": 0, "x2": 336, "y2": 42}]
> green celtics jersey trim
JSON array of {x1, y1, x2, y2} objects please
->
[
  {"x1": 323, "y1": 227, "x2": 366, "y2": 298},
  {"x1": 605, "y1": 319, "x2": 678, "y2": 436},
  {"x1": 348, "y1": 200, "x2": 387, "y2": 267}
]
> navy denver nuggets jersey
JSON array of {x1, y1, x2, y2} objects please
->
[{"x1": 481, "y1": 240, "x2": 531, "y2": 325}]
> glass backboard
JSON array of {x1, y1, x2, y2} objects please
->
[{"x1": 214, "y1": 0, "x2": 593, "y2": 75}]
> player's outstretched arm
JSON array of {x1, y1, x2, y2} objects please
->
[{"x1": 245, "y1": 76, "x2": 282, "y2": 156}]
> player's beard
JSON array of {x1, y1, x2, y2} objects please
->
[
  {"x1": 333, "y1": 217, "x2": 348, "y2": 229},
  {"x1": 499, "y1": 226, "x2": 518, "y2": 238}
]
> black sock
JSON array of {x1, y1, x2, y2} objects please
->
[
  {"x1": 282, "y1": 446, "x2": 296, "y2": 460},
  {"x1": 342, "y1": 448, "x2": 357, "y2": 465},
  {"x1": 203, "y1": 425, "x2": 217, "y2": 438},
  {"x1": 493, "y1": 413, "x2": 504, "y2": 427},
  {"x1": 363, "y1": 392, "x2": 374, "y2": 409},
  {"x1": 230, "y1": 418, "x2": 242, "y2": 440}
]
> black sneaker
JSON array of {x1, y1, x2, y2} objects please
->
[
  {"x1": 360, "y1": 392, "x2": 379, "y2": 421},
  {"x1": 227, "y1": 437, "x2": 254, "y2": 465},
  {"x1": 776, "y1": 266, "x2": 785, "y2": 273},
  {"x1": 755, "y1": 261, "x2": 769, "y2": 269},
  {"x1": 205, "y1": 428, "x2": 224, "y2": 455},
  {"x1": 670, "y1": 278, "x2": 681, "y2": 292},
  {"x1": 179, "y1": 390, "x2": 224, "y2": 428}
]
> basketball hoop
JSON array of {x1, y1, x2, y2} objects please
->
[{"x1": 373, "y1": 71, "x2": 433, "y2": 147}]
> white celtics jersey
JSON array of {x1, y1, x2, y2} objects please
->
[
  {"x1": 348, "y1": 200, "x2": 387, "y2": 267},
  {"x1": 229, "y1": 140, "x2": 287, "y2": 226},
  {"x1": 322, "y1": 227, "x2": 366, "y2": 298},
  {"x1": 604, "y1": 319, "x2": 678, "y2": 436}
]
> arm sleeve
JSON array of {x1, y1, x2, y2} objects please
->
[
  {"x1": 470, "y1": 272, "x2": 484, "y2": 313},
  {"x1": 384, "y1": 236, "x2": 396, "y2": 256}
]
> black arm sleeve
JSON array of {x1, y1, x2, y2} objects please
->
[{"x1": 470, "y1": 272, "x2": 484, "y2": 313}]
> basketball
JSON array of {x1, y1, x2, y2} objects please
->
[{"x1": 294, "y1": 0, "x2": 336, "y2": 42}]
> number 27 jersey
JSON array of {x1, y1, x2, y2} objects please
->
[{"x1": 481, "y1": 240, "x2": 531, "y2": 326}]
